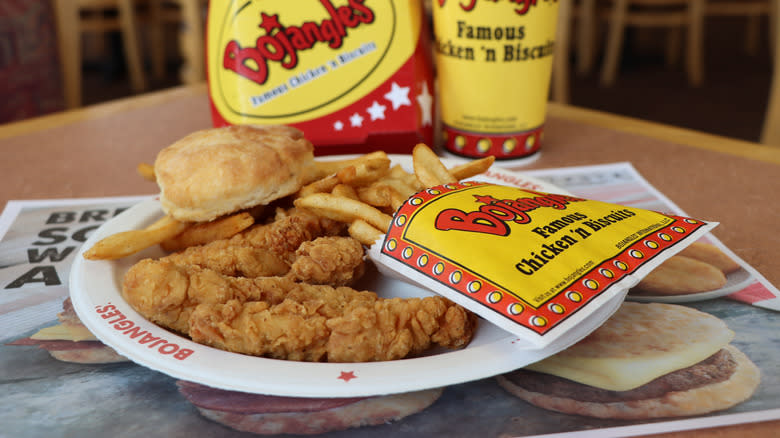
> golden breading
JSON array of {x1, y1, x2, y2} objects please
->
[
  {"x1": 122, "y1": 260, "x2": 477, "y2": 362},
  {"x1": 287, "y1": 236, "x2": 366, "y2": 286},
  {"x1": 161, "y1": 209, "x2": 346, "y2": 278},
  {"x1": 188, "y1": 292, "x2": 476, "y2": 363}
]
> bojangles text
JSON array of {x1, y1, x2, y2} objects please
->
[
  {"x1": 434, "y1": 191, "x2": 585, "y2": 236},
  {"x1": 223, "y1": 0, "x2": 375, "y2": 85}
]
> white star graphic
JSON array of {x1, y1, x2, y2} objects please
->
[
  {"x1": 384, "y1": 82, "x2": 411, "y2": 110},
  {"x1": 416, "y1": 82, "x2": 433, "y2": 126},
  {"x1": 349, "y1": 112, "x2": 364, "y2": 127},
  {"x1": 333, "y1": 120, "x2": 344, "y2": 131},
  {"x1": 366, "y1": 101, "x2": 387, "y2": 121}
]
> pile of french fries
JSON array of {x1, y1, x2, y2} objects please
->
[{"x1": 83, "y1": 144, "x2": 493, "y2": 260}]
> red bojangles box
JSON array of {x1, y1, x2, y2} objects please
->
[{"x1": 206, "y1": 0, "x2": 435, "y2": 155}]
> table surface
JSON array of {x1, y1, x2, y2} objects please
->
[{"x1": 1, "y1": 83, "x2": 779, "y2": 438}]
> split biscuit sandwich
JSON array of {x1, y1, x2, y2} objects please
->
[
  {"x1": 630, "y1": 242, "x2": 742, "y2": 297},
  {"x1": 497, "y1": 302, "x2": 760, "y2": 419},
  {"x1": 9, "y1": 297, "x2": 127, "y2": 364}
]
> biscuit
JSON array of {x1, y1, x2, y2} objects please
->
[
  {"x1": 155, "y1": 125, "x2": 315, "y2": 222},
  {"x1": 497, "y1": 345, "x2": 760, "y2": 420},
  {"x1": 497, "y1": 303, "x2": 760, "y2": 420},
  {"x1": 524, "y1": 302, "x2": 735, "y2": 391},
  {"x1": 631, "y1": 255, "x2": 727, "y2": 296},
  {"x1": 544, "y1": 302, "x2": 733, "y2": 364},
  {"x1": 677, "y1": 242, "x2": 741, "y2": 274}
]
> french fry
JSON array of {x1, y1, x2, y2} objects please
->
[
  {"x1": 388, "y1": 164, "x2": 412, "y2": 178},
  {"x1": 331, "y1": 183, "x2": 360, "y2": 200},
  {"x1": 83, "y1": 215, "x2": 189, "y2": 260},
  {"x1": 333, "y1": 166, "x2": 357, "y2": 184},
  {"x1": 294, "y1": 193, "x2": 392, "y2": 232},
  {"x1": 348, "y1": 219, "x2": 384, "y2": 246},
  {"x1": 389, "y1": 164, "x2": 423, "y2": 191},
  {"x1": 389, "y1": 189, "x2": 407, "y2": 211},
  {"x1": 449, "y1": 156, "x2": 495, "y2": 180},
  {"x1": 298, "y1": 173, "x2": 340, "y2": 197},
  {"x1": 160, "y1": 212, "x2": 255, "y2": 252},
  {"x1": 137, "y1": 163, "x2": 156, "y2": 182},
  {"x1": 336, "y1": 157, "x2": 391, "y2": 186},
  {"x1": 357, "y1": 184, "x2": 393, "y2": 208},
  {"x1": 379, "y1": 177, "x2": 418, "y2": 199},
  {"x1": 312, "y1": 151, "x2": 389, "y2": 179},
  {"x1": 412, "y1": 143, "x2": 457, "y2": 187},
  {"x1": 359, "y1": 182, "x2": 411, "y2": 212}
]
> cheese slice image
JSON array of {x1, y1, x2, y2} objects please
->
[
  {"x1": 497, "y1": 302, "x2": 761, "y2": 420},
  {"x1": 31, "y1": 323, "x2": 99, "y2": 342},
  {"x1": 525, "y1": 302, "x2": 734, "y2": 391}
]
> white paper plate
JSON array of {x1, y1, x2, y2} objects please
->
[
  {"x1": 627, "y1": 267, "x2": 755, "y2": 304},
  {"x1": 69, "y1": 156, "x2": 582, "y2": 398}
]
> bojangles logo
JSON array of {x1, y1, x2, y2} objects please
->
[
  {"x1": 434, "y1": 191, "x2": 584, "y2": 236},
  {"x1": 437, "y1": 0, "x2": 555, "y2": 15},
  {"x1": 223, "y1": 0, "x2": 375, "y2": 85}
]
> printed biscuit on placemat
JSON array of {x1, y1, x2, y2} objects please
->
[
  {"x1": 677, "y1": 242, "x2": 741, "y2": 274},
  {"x1": 631, "y1": 255, "x2": 727, "y2": 296}
]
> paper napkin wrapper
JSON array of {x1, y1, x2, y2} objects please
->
[{"x1": 369, "y1": 182, "x2": 718, "y2": 353}]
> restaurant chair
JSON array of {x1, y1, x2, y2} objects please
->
[
  {"x1": 760, "y1": 1, "x2": 780, "y2": 145},
  {"x1": 145, "y1": 0, "x2": 207, "y2": 84},
  {"x1": 52, "y1": 0, "x2": 148, "y2": 109},
  {"x1": 551, "y1": 0, "x2": 573, "y2": 103},
  {"x1": 599, "y1": 0, "x2": 706, "y2": 87},
  {"x1": 706, "y1": 0, "x2": 774, "y2": 57},
  {"x1": 551, "y1": 0, "x2": 601, "y2": 103},
  {"x1": 574, "y1": 0, "x2": 599, "y2": 75}
]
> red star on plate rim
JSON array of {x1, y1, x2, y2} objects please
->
[{"x1": 338, "y1": 371, "x2": 357, "y2": 382}]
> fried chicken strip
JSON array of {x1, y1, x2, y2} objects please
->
[
  {"x1": 122, "y1": 260, "x2": 477, "y2": 362},
  {"x1": 161, "y1": 208, "x2": 347, "y2": 278},
  {"x1": 325, "y1": 295, "x2": 476, "y2": 362},
  {"x1": 122, "y1": 259, "x2": 373, "y2": 334},
  {"x1": 188, "y1": 293, "x2": 476, "y2": 363},
  {"x1": 287, "y1": 236, "x2": 366, "y2": 286}
]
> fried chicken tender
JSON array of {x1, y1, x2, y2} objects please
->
[
  {"x1": 122, "y1": 260, "x2": 477, "y2": 362},
  {"x1": 287, "y1": 236, "x2": 366, "y2": 286},
  {"x1": 123, "y1": 259, "x2": 277, "y2": 334},
  {"x1": 122, "y1": 259, "x2": 369, "y2": 334},
  {"x1": 161, "y1": 208, "x2": 346, "y2": 278},
  {"x1": 189, "y1": 294, "x2": 476, "y2": 363},
  {"x1": 324, "y1": 295, "x2": 476, "y2": 362}
]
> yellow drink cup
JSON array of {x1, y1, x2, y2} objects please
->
[{"x1": 432, "y1": 0, "x2": 559, "y2": 162}]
